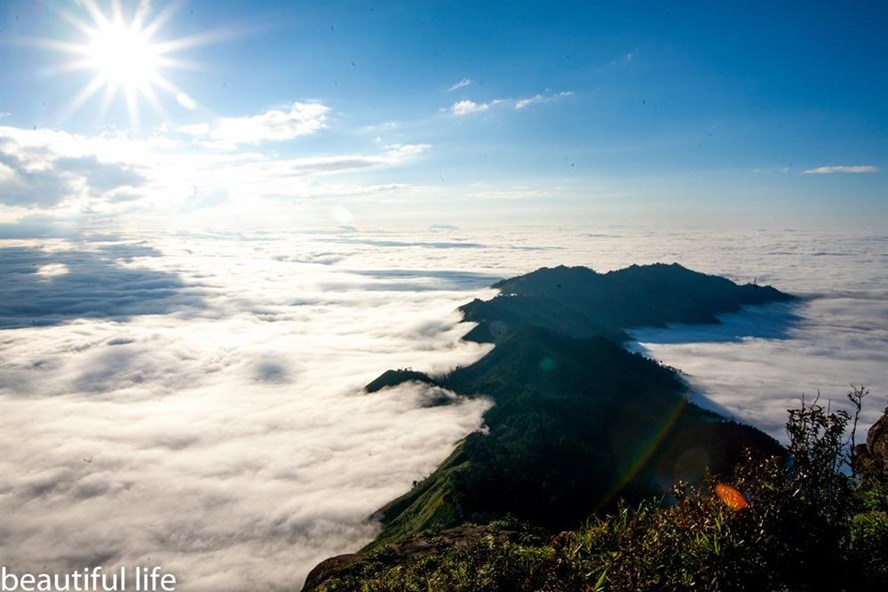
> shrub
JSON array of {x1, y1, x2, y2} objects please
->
[{"x1": 311, "y1": 391, "x2": 887, "y2": 592}]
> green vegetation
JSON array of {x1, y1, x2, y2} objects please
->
[
  {"x1": 305, "y1": 391, "x2": 888, "y2": 591},
  {"x1": 357, "y1": 265, "x2": 789, "y2": 547},
  {"x1": 302, "y1": 265, "x2": 874, "y2": 591},
  {"x1": 372, "y1": 328, "x2": 781, "y2": 544}
]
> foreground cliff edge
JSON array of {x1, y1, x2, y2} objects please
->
[{"x1": 303, "y1": 263, "x2": 797, "y2": 589}]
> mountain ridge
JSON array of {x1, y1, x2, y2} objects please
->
[
  {"x1": 461, "y1": 262, "x2": 793, "y2": 343},
  {"x1": 302, "y1": 263, "x2": 794, "y2": 590}
]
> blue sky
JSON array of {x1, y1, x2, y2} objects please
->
[{"x1": 0, "y1": 0, "x2": 885, "y2": 231}]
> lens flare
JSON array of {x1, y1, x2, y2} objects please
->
[{"x1": 715, "y1": 483, "x2": 749, "y2": 511}]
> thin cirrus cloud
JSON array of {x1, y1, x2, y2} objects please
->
[
  {"x1": 222, "y1": 144, "x2": 432, "y2": 179},
  {"x1": 802, "y1": 165, "x2": 880, "y2": 174},
  {"x1": 515, "y1": 91, "x2": 575, "y2": 109},
  {"x1": 447, "y1": 78, "x2": 473, "y2": 92},
  {"x1": 448, "y1": 91, "x2": 573, "y2": 116}
]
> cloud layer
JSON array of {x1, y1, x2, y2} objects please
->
[{"x1": 1, "y1": 226, "x2": 885, "y2": 590}]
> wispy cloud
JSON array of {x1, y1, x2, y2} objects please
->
[
  {"x1": 448, "y1": 91, "x2": 572, "y2": 116},
  {"x1": 227, "y1": 144, "x2": 432, "y2": 179},
  {"x1": 515, "y1": 91, "x2": 574, "y2": 109},
  {"x1": 447, "y1": 78, "x2": 473, "y2": 92},
  {"x1": 449, "y1": 99, "x2": 500, "y2": 116},
  {"x1": 596, "y1": 49, "x2": 639, "y2": 72},
  {"x1": 466, "y1": 186, "x2": 552, "y2": 200},
  {"x1": 448, "y1": 90, "x2": 574, "y2": 117},
  {"x1": 803, "y1": 165, "x2": 879, "y2": 174},
  {"x1": 180, "y1": 102, "x2": 330, "y2": 146}
]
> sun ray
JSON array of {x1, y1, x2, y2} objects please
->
[
  {"x1": 139, "y1": 82, "x2": 170, "y2": 123},
  {"x1": 140, "y1": 0, "x2": 183, "y2": 40},
  {"x1": 59, "y1": 74, "x2": 108, "y2": 122},
  {"x1": 125, "y1": 85, "x2": 141, "y2": 130},
  {"x1": 99, "y1": 81, "x2": 119, "y2": 115},
  {"x1": 82, "y1": 0, "x2": 112, "y2": 32},
  {"x1": 132, "y1": 0, "x2": 151, "y2": 31}
]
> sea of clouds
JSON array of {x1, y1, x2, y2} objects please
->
[{"x1": 1, "y1": 225, "x2": 885, "y2": 590}]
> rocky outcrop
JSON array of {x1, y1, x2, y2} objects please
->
[{"x1": 854, "y1": 407, "x2": 888, "y2": 483}]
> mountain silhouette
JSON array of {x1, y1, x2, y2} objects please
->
[{"x1": 460, "y1": 263, "x2": 793, "y2": 343}]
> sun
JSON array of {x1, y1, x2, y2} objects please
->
[
  {"x1": 35, "y1": 0, "x2": 206, "y2": 129},
  {"x1": 87, "y1": 18, "x2": 161, "y2": 91}
]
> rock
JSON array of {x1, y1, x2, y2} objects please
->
[
  {"x1": 853, "y1": 407, "x2": 888, "y2": 483},
  {"x1": 302, "y1": 553, "x2": 359, "y2": 591}
]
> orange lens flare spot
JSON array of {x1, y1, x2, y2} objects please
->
[{"x1": 715, "y1": 483, "x2": 749, "y2": 511}]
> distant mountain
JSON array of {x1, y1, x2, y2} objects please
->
[{"x1": 460, "y1": 263, "x2": 793, "y2": 343}]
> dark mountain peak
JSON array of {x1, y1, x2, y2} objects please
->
[
  {"x1": 364, "y1": 368, "x2": 438, "y2": 393},
  {"x1": 608, "y1": 261, "x2": 690, "y2": 275},
  {"x1": 492, "y1": 264, "x2": 599, "y2": 293},
  {"x1": 463, "y1": 263, "x2": 793, "y2": 343}
]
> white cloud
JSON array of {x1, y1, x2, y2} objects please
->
[
  {"x1": 447, "y1": 78, "x2": 473, "y2": 92},
  {"x1": 176, "y1": 123, "x2": 211, "y2": 136},
  {"x1": 205, "y1": 144, "x2": 430, "y2": 184},
  {"x1": 0, "y1": 133, "x2": 147, "y2": 207},
  {"x1": 803, "y1": 165, "x2": 879, "y2": 174},
  {"x1": 515, "y1": 91, "x2": 574, "y2": 109},
  {"x1": 449, "y1": 91, "x2": 572, "y2": 115},
  {"x1": 176, "y1": 93, "x2": 197, "y2": 111},
  {"x1": 0, "y1": 111, "x2": 433, "y2": 225},
  {"x1": 450, "y1": 99, "x2": 493, "y2": 116},
  {"x1": 187, "y1": 102, "x2": 330, "y2": 145},
  {"x1": 514, "y1": 95, "x2": 543, "y2": 110},
  {"x1": 0, "y1": 232, "x2": 499, "y2": 588},
  {"x1": 0, "y1": 227, "x2": 885, "y2": 591},
  {"x1": 385, "y1": 143, "x2": 432, "y2": 158}
]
